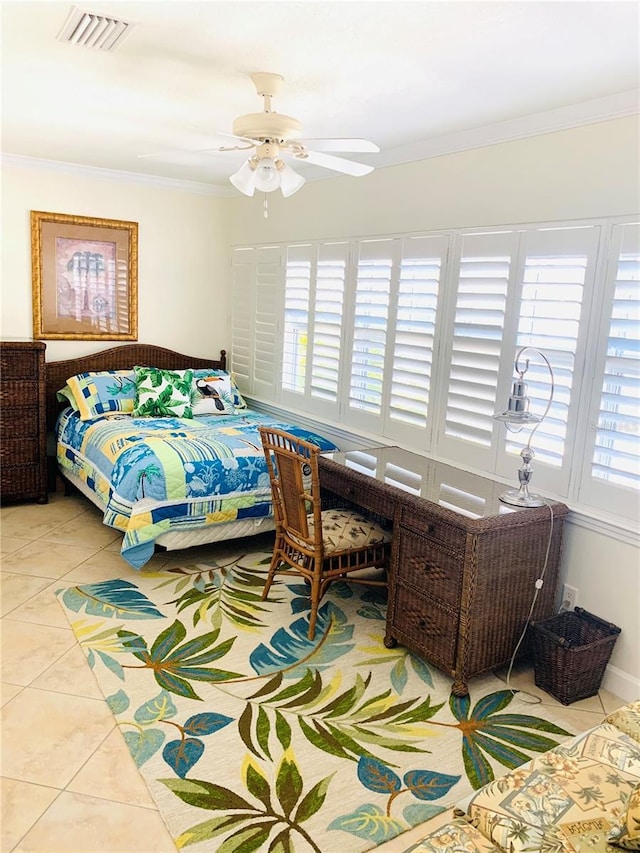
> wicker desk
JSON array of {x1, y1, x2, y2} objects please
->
[{"x1": 319, "y1": 446, "x2": 568, "y2": 695}]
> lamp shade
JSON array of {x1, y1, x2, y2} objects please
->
[
  {"x1": 229, "y1": 159, "x2": 256, "y2": 196},
  {"x1": 279, "y1": 161, "x2": 306, "y2": 197},
  {"x1": 253, "y1": 157, "x2": 281, "y2": 192}
]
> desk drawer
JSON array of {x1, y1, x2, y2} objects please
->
[
  {"x1": 389, "y1": 583, "x2": 458, "y2": 670},
  {"x1": 395, "y1": 526, "x2": 464, "y2": 608},
  {"x1": 399, "y1": 505, "x2": 466, "y2": 550}
]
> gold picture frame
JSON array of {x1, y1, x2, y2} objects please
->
[{"x1": 31, "y1": 210, "x2": 138, "y2": 340}]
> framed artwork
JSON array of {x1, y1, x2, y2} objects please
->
[{"x1": 31, "y1": 210, "x2": 138, "y2": 340}]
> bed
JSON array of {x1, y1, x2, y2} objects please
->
[{"x1": 45, "y1": 343, "x2": 337, "y2": 569}]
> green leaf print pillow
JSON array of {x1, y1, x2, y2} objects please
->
[{"x1": 132, "y1": 366, "x2": 194, "y2": 418}]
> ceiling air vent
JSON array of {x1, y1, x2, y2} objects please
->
[{"x1": 57, "y1": 6, "x2": 134, "y2": 51}]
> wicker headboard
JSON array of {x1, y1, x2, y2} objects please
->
[{"x1": 45, "y1": 343, "x2": 226, "y2": 430}]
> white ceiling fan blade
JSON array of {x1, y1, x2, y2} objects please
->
[
  {"x1": 295, "y1": 138, "x2": 379, "y2": 153},
  {"x1": 296, "y1": 150, "x2": 374, "y2": 177}
]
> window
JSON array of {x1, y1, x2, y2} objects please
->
[{"x1": 232, "y1": 216, "x2": 640, "y2": 524}]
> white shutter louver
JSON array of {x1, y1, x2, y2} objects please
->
[
  {"x1": 389, "y1": 235, "x2": 445, "y2": 430},
  {"x1": 444, "y1": 232, "x2": 515, "y2": 448},
  {"x1": 592, "y1": 223, "x2": 640, "y2": 491},
  {"x1": 349, "y1": 240, "x2": 393, "y2": 417},
  {"x1": 507, "y1": 227, "x2": 597, "y2": 472},
  {"x1": 311, "y1": 243, "x2": 348, "y2": 404},
  {"x1": 282, "y1": 246, "x2": 312, "y2": 394}
]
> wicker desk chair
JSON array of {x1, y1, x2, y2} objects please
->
[{"x1": 259, "y1": 427, "x2": 391, "y2": 639}]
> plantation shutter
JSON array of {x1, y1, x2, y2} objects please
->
[
  {"x1": 580, "y1": 221, "x2": 640, "y2": 518},
  {"x1": 347, "y1": 239, "x2": 395, "y2": 432},
  {"x1": 231, "y1": 245, "x2": 283, "y2": 399},
  {"x1": 309, "y1": 242, "x2": 348, "y2": 414},
  {"x1": 385, "y1": 234, "x2": 447, "y2": 447},
  {"x1": 438, "y1": 231, "x2": 517, "y2": 468},
  {"x1": 282, "y1": 245, "x2": 312, "y2": 395},
  {"x1": 230, "y1": 247, "x2": 255, "y2": 394},
  {"x1": 497, "y1": 226, "x2": 598, "y2": 496}
]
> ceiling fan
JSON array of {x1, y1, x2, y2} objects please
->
[{"x1": 143, "y1": 72, "x2": 380, "y2": 199}]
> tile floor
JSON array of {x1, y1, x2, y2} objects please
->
[{"x1": 0, "y1": 486, "x2": 628, "y2": 853}]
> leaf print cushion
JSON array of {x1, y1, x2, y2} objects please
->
[
  {"x1": 132, "y1": 366, "x2": 194, "y2": 418},
  {"x1": 65, "y1": 370, "x2": 137, "y2": 420}
]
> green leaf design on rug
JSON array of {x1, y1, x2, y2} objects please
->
[
  {"x1": 58, "y1": 578, "x2": 165, "y2": 619},
  {"x1": 162, "y1": 753, "x2": 333, "y2": 852},
  {"x1": 55, "y1": 547, "x2": 577, "y2": 853},
  {"x1": 161, "y1": 557, "x2": 272, "y2": 630},
  {"x1": 120, "y1": 619, "x2": 245, "y2": 700},
  {"x1": 449, "y1": 689, "x2": 572, "y2": 789}
]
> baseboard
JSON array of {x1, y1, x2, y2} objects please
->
[{"x1": 602, "y1": 664, "x2": 640, "y2": 703}]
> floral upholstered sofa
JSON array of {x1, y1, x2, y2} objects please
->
[{"x1": 404, "y1": 700, "x2": 640, "y2": 853}]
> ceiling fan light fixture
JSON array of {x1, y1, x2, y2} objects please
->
[
  {"x1": 229, "y1": 159, "x2": 257, "y2": 196},
  {"x1": 278, "y1": 161, "x2": 305, "y2": 198},
  {"x1": 253, "y1": 157, "x2": 281, "y2": 192}
]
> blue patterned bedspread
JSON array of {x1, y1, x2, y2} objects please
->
[{"x1": 56, "y1": 409, "x2": 336, "y2": 569}]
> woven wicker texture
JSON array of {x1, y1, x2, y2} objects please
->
[
  {"x1": 532, "y1": 607, "x2": 621, "y2": 704},
  {"x1": 259, "y1": 426, "x2": 390, "y2": 640},
  {"x1": 0, "y1": 341, "x2": 48, "y2": 503}
]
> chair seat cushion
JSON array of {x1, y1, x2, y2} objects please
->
[{"x1": 308, "y1": 508, "x2": 391, "y2": 553}]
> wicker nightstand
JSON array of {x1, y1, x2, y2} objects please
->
[{"x1": 0, "y1": 341, "x2": 48, "y2": 504}]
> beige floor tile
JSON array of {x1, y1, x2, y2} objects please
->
[
  {"x1": 0, "y1": 535, "x2": 32, "y2": 556},
  {"x1": 0, "y1": 504, "x2": 22, "y2": 518},
  {"x1": 1, "y1": 778, "x2": 60, "y2": 852},
  {"x1": 13, "y1": 791, "x2": 177, "y2": 852},
  {"x1": 67, "y1": 728, "x2": 156, "y2": 808},
  {"x1": 1, "y1": 687, "x2": 115, "y2": 788},
  {"x1": 38, "y1": 510, "x2": 121, "y2": 549},
  {"x1": 30, "y1": 642, "x2": 103, "y2": 699},
  {"x1": 0, "y1": 573, "x2": 52, "y2": 617},
  {"x1": 0, "y1": 539, "x2": 101, "y2": 579},
  {"x1": 0, "y1": 502, "x2": 88, "y2": 541},
  {"x1": 5, "y1": 583, "x2": 72, "y2": 629},
  {"x1": 1, "y1": 682, "x2": 23, "y2": 706},
  {"x1": 0, "y1": 619, "x2": 76, "y2": 686},
  {"x1": 58, "y1": 548, "x2": 169, "y2": 583}
]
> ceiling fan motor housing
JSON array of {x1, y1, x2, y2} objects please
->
[{"x1": 233, "y1": 111, "x2": 302, "y2": 143}]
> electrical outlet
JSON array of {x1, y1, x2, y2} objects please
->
[{"x1": 562, "y1": 583, "x2": 578, "y2": 611}]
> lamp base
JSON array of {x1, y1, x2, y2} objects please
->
[{"x1": 499, "y1": 487, "x2": 546, "y2": 508}]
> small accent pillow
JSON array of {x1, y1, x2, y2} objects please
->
[
  {"x1": 609, "y1": 784, "x2": 640, "y2": 850},
  {"x1": 65, "y1": 370, "x2": 136, "y2": 421},
  {"x1": 190, "y1": 370, "x2": 241, "y2": 415},
  {"x1": 132, "y1": 367, "x2": 194, "y2": 418},
  {"x1": 56, "y1": 385, "x2": 80, "y2": 412}
]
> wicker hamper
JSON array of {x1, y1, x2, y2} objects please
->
[{"x1": 531, "y1": 607, "x2": 621, "y2": 705}]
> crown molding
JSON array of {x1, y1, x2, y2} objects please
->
[
  {"x1": 375, "y1": 89, "x2": 640, "y2": 169},
  {"x1": 0, "y1": 153, "x2": 233, "y2": 196}
]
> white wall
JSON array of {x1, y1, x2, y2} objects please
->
[
  {"x1": 228, "y1": 117, "x2": 639, "y2": 242},
  {"x1": 1, "y1": 162, "x2": 230, "y2": 361},
  {"x1": 227, "y1": 116, "x2": 640, "y2": 700}
]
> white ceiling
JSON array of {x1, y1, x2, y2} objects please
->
[{"x1": 2, "y1": 0, "x2": 639, "y2": 194}]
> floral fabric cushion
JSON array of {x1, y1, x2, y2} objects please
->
[
  {"x1": 406, "y1": 818, "x2": 503, "y2": 852},
  {"x1": 65, "y1": 370, "x2": 136, "y2": 421},
  {"x1": 464, "y1": 723, "x2": 640, "y2": 853},
  {"x1": 132, "y1": 367, "x2": 194, "y2": 418},
  {"x1": 609, "y1": 783, "x2": 640, "y2": 850},
  {"x1": 308, "y1": 509, "x2": 392, "y2": 552},
  {"x1": 605, "y1": 701, "x2": 640, "y2": 745}
]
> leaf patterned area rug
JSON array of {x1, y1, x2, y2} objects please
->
[{"x1": 55, "y1": 547, "x2": 575, "y2": 853}]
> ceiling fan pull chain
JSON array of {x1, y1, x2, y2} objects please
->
[{"x1": 263, "y1": 193, "x2": 269, "y2": 219}]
